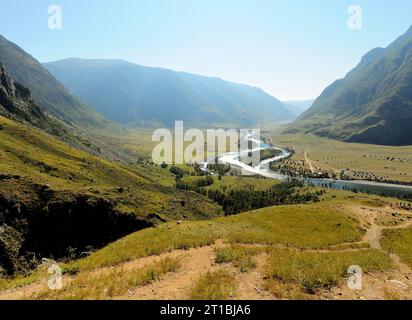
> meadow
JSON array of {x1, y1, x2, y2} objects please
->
[{"x1": 269, "y1": 131, "x2": 412, "y2": 183}]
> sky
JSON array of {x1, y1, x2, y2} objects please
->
[{"x1": 0, "y1": 0, "x2": 411, "y2": 100}]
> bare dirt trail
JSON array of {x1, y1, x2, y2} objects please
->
[
  {"x1": 115, "y1": 240, "x2": 228, "y2": 300},
  {"x1": 360, "y1": 207, "x2": 412, "y2": 251},
  {"x1": 361, "y1": 209, "x2": 383, "y2": 250},
  {"x1": 304, "y1": 149, "x2": 340, "y2": 174},
  {"x1": 304, "y1": 149, "x2": 316, "y2": 173},
  {"x1": 379, "y1": 220, "x2": 412, "y2": 286},
  {"x1": 3, "y1": 203, "x2": 412, "y2": 300},
  {"x1": 325, "y1": 206, "x2": 412, "y2": 300},
  {"x1": 0, "y1": 280, "x2": 46, "y2": 300},
  {"x1": 232, "y1": 253, "x2": 273, "y2": 300},
  {"x1": 0, "y1": 240, "x2": 276, "y2": 301},
  {"x1": 357, "y1": 205, "x2": 412, "y2": 273},
  {"x1": 116, "y1": 243, "x2": 274, "y2": 300},
  {"x1": 0, "y1": 241, "x2": 229, "y2": 301}
]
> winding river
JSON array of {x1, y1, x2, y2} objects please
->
[{"x1": 201, "y1": 134, "x2": 412, "y2": 198}]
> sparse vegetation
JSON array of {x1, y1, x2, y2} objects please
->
[
  {"x1": 381, "y1": 227, "x2": 412, "y2": 268},
  {"x1": 0, "y1": 115, "x2": 222, "y2": 275},
  {"x1": 64, "y1": 200, "x2": 364, "y2": 272},
  {"x1": 270, "y1": 133, "x2": 412, "y2": 184},
  {"x1": 34, "y1": 257, "x2": 181, "y2": 300},
  {"x1": 190, "y1": 269, "x2": 236, "y2": 300},
  {"x1": 264, "y1": 249, "x2": 393, "y2": 294},
  {"x1": 215, "y1": 245, "x2": 263, "y2": 273}
]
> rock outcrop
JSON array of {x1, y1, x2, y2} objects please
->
[{"x1": 0, "y1": 62, "x2": 46, "y2": 123}]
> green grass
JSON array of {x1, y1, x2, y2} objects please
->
[
  {"x1": 70, "y1": 201, "x2": 363, "y2": 271},
  {"x1": 0, "y1": 270, "x2": 44, "y2": 292},
  {"x1": 270, "y1": 132, "x2": 412, "y2": 182},
  {"x1": 265, "y1": 248, "x2": 393, "y2": 294},
  {"x1": 215, "y1": 245, "x2": 264, "y2": 273},
  {"x1": 1, "y1": 190, "x2": 403, "y2": 299},
  {"x1": 381, "y1": 227, "x2": 412, "y2": 268},
  {"x1": 73, "y1": 223, "x2": 219, "y2": 271},
  {"x1": 0, "y1": 115, "x2": 222, "y2": 221},
  {"x1": 190, "y1": 269, "x2": 236, "y2": 300},
  {"x1": 33, "y1": 257, "x2": 180, "y2": 300},
  {"x1": 204, "y1": 176, "x2": 281, "y2": 192},
  {"x1": 224, "y1": 205, "x2": 362, "y2": 248},
  {"x1": 1, "y1": 178, "x2": 380, "y2": 294}
]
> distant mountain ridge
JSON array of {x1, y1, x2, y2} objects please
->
[
  {"x1": 287, "y1": 26, "x2": 412, "y2": 146},
  {"x1": 44, "y1": 58, "x2": 295, "y2": 128},
  {"x1": 282, "y1": 99, "x2": 314, "y2": 117},
  {"x1": 0, "y1": 35, "x2": 116, "y2": 130}
]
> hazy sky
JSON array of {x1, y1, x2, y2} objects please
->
[{"x1": 1, "y1": 0, "x2": 411, "y2": 100}]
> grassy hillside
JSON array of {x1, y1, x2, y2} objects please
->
[
  {"x1": 0, "y1": 115, "x2": 222, "y2": 218},
  {"x1": 0, "y1": 115, "x2": 222, "y2": 275},
  {"x1": 0, "y1": 35, "x2": 117, "y2": 131},
  {"x1": 382, "y1": 227, "x2": 412, "y2": 268},
  {"x1": 3, "y1": 189, "x2": 412, "y2": 300}
]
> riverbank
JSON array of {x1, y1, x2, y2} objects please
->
[{"x1": 203, "y1": 135, "x2": 412, "y2": 198}]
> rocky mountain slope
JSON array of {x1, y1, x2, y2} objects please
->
[
  {"x1": 0, "y1": 35, "x2": 116, "y2": 131},
  {"x1": 287, "y1": 26, "x2": 412, "y2": 146}
]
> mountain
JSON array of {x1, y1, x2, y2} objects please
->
[
  {"x1": 283, "y1": 99, "x2": 314, "y2": 118},
  {"x1": 0, "y1": 35, "x2": 115, "y2": 130},
  {"x1": 287, "y1": 26, "x2": 412, "y2": 146},
  {"x1": 0, "y1": 61, "x2": 130, "y2": 161},
  {"x1": 0, "y1": 62, "x2": 90, "y2": 150},
  {"x1": 44, "y1": 58, "x2": 295, "y2": 127},
  {"x1": 0, "y1": 62, "x2": 47, "y2": 126},
  {"x1": 0, "y1": 113, "x2": 221, "y2": 274}
]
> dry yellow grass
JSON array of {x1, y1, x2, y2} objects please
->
[
  {"x1": 32, "y1": 257, "x2": 181, "y2": 300},
  {"x1": 264, "y1": 248, "x2": 393, "y2": 294},
  {"x1": 190, "y1": 269, "x2": 236, "y2": 300}
]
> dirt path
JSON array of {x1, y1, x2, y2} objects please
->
[
  {"x1": 361, "y1": 208, "x2": 412, "y2": 251},
  {"x1": 3, "y1": 204, "x2": 412, "y2": 301},
  {"x1": 232, "y1": 253, "x2": 273, "y2": 300},
  {"x1": 115, "y1": 240, "x2": 227, "y2": 300},
  {"x1": 361, "y1": 210, "x2": 383, "y2": 250},
  {"x1": 116, "y1": 243, "x2": 273, "y2": 300},
  {"x1": 0, "y1": 240, "x2": 276, "y2": 301},
  {"x1": 304, "y1": 149, "x2": 340, "y2": 174},
  {"x1": 0, "y1": 280, "x2": 46, "y2": 300},
  {"x1": 0, "y1": 241, "x2": 229, "y2": 301},
  {"x1": 304, "y1": 149, "x2": 316, "y2": 173},
  {"x1": 322, "y1": 206, "x2": 412, "y2": 300}
]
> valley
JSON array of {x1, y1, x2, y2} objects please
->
[
  {"x1": 1, "y1": 189, "x2": 412, "y2": 300},
  {"x1": 1, "y1": 14, "x2": 412, "y2": 303},
  {"x1": 270, "y1": 132, "x2": 412, "y2": 184}
]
